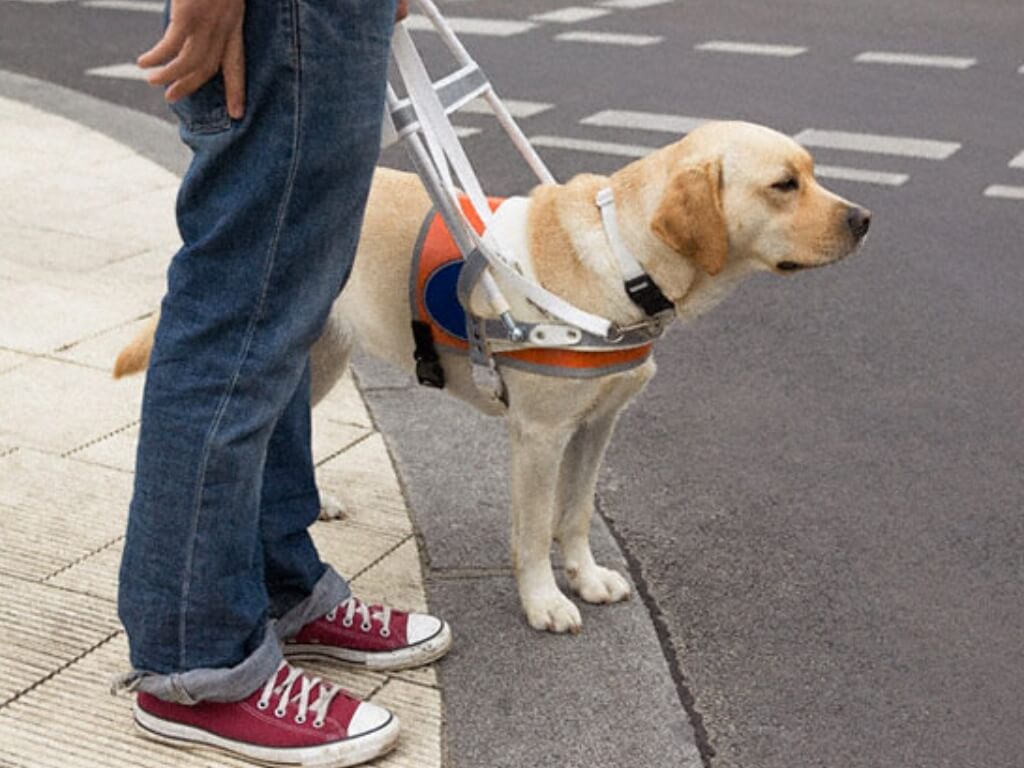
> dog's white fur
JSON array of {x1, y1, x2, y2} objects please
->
[{"x1": 115, "y1": 122, "x2": 868, "y2": 634}]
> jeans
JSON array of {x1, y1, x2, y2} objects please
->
[{"x1": 116, "y1": 0, "x2": 397, "y2": 704}]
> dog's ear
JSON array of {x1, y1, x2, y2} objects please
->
[{"x1": 650, "y1": 160, "x2": 728, "y2": 276}]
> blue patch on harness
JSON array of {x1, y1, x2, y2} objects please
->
[{"x1": 424, "y1": 261, "x2": 468, "y2": 341}]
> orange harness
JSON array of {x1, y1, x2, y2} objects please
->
[{"x1": 410, "y1": 198, "x2": 653, "y2": 380}]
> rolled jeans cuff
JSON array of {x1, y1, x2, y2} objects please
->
[
  {"x1": 275, "y1": 565, "x2": 351, "y2": 642},
  {"x1": 111, "y1": 622, "x2": 283, "y2": 704}
]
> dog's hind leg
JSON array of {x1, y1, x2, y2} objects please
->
[
  {"x1": 309, "y1": 312, "x2": 357, "y2": 520},
  {"x1": 555, "y1": 411, "x2": 632, "y2": 604},
  {"x1": 508, "y1": 417, "x2": 583, "y2": 634}
]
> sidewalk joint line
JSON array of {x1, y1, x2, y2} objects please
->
[
  {"x1": 52, "y1": 310, "x2": 156, "y2": 354},
  {"x1": 62, "y1": 420, "x2": 140, "y2": 458},
  {"x1": 350, "y1": 533, "x2": 416, "y2": 581},
  {"x1": 314, "y1": 429, "x2": 375, "y2": 468},
  {"x1": 41, "y1": 534, "x2": 125, "y2": 586},
  {"x1": 0, "y1": 628, "x2": 123, "y2": 711}
]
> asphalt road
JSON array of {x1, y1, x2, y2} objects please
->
[{"x1": 3, "y1": 1, "x2": 1022, "y2": 766}]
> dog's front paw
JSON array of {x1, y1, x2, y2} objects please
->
[
  {"x1": 318, "y1": 492, "x2": 349, "y2": 521},
  {"x1": 522, "y1": 589, "x2": 583, "y2": 634},
  {"x1": 569, "y1": 565, "x2": 632, "y2": 604}
]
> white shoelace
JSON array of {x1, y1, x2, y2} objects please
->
[
  {"x1": 325, "y1": 597, "x2": 393, "y2": 638},
  {"x1": 256, "y1": 661, "x2": 341, "y2": 729}
]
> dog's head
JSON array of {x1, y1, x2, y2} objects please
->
[{"x1": 649, "y1": 121, "x2": 871, "y2": 278}]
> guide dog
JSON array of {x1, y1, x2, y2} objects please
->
[{"x1": 115, "y1": 121, "x2": 870, "y2": 633}]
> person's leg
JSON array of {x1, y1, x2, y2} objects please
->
[
  {"x1": 117, "y1": 0, "x2": 398, "y2": 705},
  {"x1": 259, "y1": 360, "x2": 351, "y2": 640}
]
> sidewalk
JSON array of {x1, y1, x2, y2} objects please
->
[{"x1": 0, "y1": 95, "x2": 442, "y2": 767}]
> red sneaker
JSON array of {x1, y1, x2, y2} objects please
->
[
  {"x1": 285, "y1": 597, "x2": 452, "y2": 671},
  {"x1": 133, "y1": 661, "x2": 398, "y2": 767}
]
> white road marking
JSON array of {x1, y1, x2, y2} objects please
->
[
  {"x1": 462, "y1": 98, "x2": 553, "y2": 119},
  {"x1": 794, "y1": 129, "x2": 960, "y2": 160},
  {"x1": 86, "y1": 62, "x2": 149, "y2": 80},
  {"x1": 696, "y1": 40, "x2": 806, "y2": 57},
  {"x1": 598, "y1": 0, "x2": 674, "y2": 8},
  {"x1": 581, "y1": 109, "x2": 709, "y2": 134},
  {"x1": 0, "y1": 0, "x2": 69, "y2": 4},
  {"x1": 556, "y1": 31, "x2": 662, "y2": 46},
  {"x1": 454, "y1": 126, "x2": 482, "y2": 139},
  {"x1": 1009, "y1": 150, "x2": 1024, "y2": 169},
  {"x1": 530, "y1": 6, "x2": 611, "y2": 24},
  {"x1": 854, "y1": 51, "x2": 976, "y2": 69},
  {"x1": 404, "y1": 15, "x2": 536, "y2": 37},
  {"x1": 984, "y1": 185, "x2": 1024, "y2": 200},
  {"x1": 815, "y1": 165, "x2": 908, "y2": 186},
  {"x1": 83, "y1": 0, "x2": 161, "y2": 10},
  {"x1": 530, "y1": 135, "x2": 652, "y2": 158}
]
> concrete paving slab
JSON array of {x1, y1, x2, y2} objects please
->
[
  {"x1": 368, "y1": 679, "x2": 443, "y2": 768},
  {"x1": 0, "y1": 575, "x2": 121, "y2": 707},
  {"x1": 311, "y1": 414, "x2": 372, "y2": 467},
  {"x1": 67, "y1": 423, "x2": 139, "y2": 473},
  {"x1": 0, "y1": 222, "x2": 146, "y2": 274},
  {"x1": 0, "y1": 278, "x2": 155, "y2": 354},
  {"x1": 46, "y1": 540, "x2": 123, "y2": 603},
  {"x1": 316, "y1": 370, "x2": 373, "y2": 430},
  {"x1": 351, "y1": 538, "x2": 429, "y2": 613},
  {"x1": 0, "y1": 357, "x2": 142, "y2": 454},
  {"x1": 316, "y1": 433, "x2": 413, "y2": 537},
  {"x1": 0, "y1": 450, "x2": 130, "y2": 581},
  {"x1": 430, "y1": 575, "x2": 702, "y2": 768},
  {"x1": 310, "y1": 520, "x2": 409, "y2": 583},
  {"x1": 54, "y1": 316, "x2": 154, "y2": 371},
  {"x1": 0, "y1": 347, "x2": 31, "y2": 374}
]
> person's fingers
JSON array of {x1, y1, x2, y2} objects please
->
[
  {"x1": 164, "y1": 68, "x2": 219, "y2": 103},
  {"x1": 137, "y1": 22, "x2": 187, "y2": 68},
  {"x1": 221, "y1": 23, "x2": 246, "y2": 119},
  {"x1": 146, "y1": 36, "x2": 212, "y2": 87},
  {"x1": 395, "y1": 0, "x2": 408, "y2": 22}
]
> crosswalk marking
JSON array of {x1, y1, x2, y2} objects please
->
[
  {"x1": 556, "y1": 31, "x2": 662, "y2": 46},
  {"x1": 82, "y1": 0, "x2": 161, "y2": 10},
  {"x1": 462, "y1": 98, "x2": 553, "y2": 119},
  {"x1": 404, "y1": 15, "x2": 536, "y2": 37},
  {"x1": 531, "y1": 135, "x2": 652, "y2": 159},
  {"x1": 793, "y1": 129, "x2": 960, "y2": 160},
  {"x1": 815, "y1": 165, "x2": 908, "y2": 186},
  {"x1": 1009, "y1": 151, "x2": 1024, "y2": 169},
  {"x1": 854, "y1": 51, "x2": 976, "y2": 69},
  {"x1": 598, "y1": 0, "x2": 674, "y2": 7},
  {"x1": 696, "y1": 41, "x2": 806, "y2": 57},
  {"x1": 530, "y1": 7, "x2": 611, "y2": 24},
  {"x1": 86, "y1": 62, "x2": 148, "y2": 80},
  {"x1": 581, "y1": 109, "x2": 708, "y2": 134},
  {"x1": 984, "y1": 185, "x2": 1024, "y2": 200}
]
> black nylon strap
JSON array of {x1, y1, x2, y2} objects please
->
[{"x1": 411, "y1": 320, "x2": 446, "y2": 389}]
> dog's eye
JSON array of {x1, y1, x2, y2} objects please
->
[{"x1": 771, "y1": 177, "x2": 799, "y2": 192}]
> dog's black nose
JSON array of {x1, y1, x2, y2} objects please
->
[{"x1": 847, "y1": 206, "x2": 872, "y2": 239}]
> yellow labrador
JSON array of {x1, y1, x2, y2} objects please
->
[{"x1": 115, "y1": 121, "x2": 870, "y2": 634}]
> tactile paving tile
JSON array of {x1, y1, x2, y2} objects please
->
[
  {"x1": 0, "y1": 574, "x2": 120, "y2": 707},
  {"x1": 0, "y1": 450, "x2": 131, "y2": 581}
]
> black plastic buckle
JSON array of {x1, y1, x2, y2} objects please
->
[
  {"x1": 624, "y1": 274, "x2": 674, "y2": 317},
  {"x1": 411, "y1": 321, "x2": 445, "y2": 389}
]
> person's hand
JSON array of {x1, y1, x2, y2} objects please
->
[
  {"x1": 396, "y1": 0, "x2": 409, "y2": 22},
  {"x1": 137, "y1": 0, "x2": 246, "y2": 120}
]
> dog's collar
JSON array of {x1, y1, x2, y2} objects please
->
[{"x1": 595, "y1": 187, "x2": 676, "y2": 325}]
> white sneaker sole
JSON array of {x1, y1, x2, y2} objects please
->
[
  {"x1": 285, "y1": 621, "x2": 453, "y2": 672},
  {"x1": 133, "y1": 702, "x2": 400, "y2": 768}
]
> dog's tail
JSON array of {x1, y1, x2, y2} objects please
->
[{"x1": 113, "y1": 313, "x2": 159, "y2": 379}]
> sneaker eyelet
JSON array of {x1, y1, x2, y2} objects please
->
[
  {"x1": 274, "y1": 707, "x2": 287, "y2": 719},
  {"x1": 361, "y1": 622, "x2": 372, "y2": 632},
  {"x1": 295, "y1": 714, "x2": 307, "y2": 724},
  {"x1": 326, "y1": 609, "x2": 337, "y2": 622},
  {"x1": 380, "y1": 628, "x2": 391, "y2": 638},
  {"x1": 256, "y1": 700, "x2": 270, "y2": 711},
  {"x1": 342, "y1": 618, "x2": 353, "y2": 628},
  {"x1": 313, "y1": 719, "x2": 325, "y2": 729}
]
